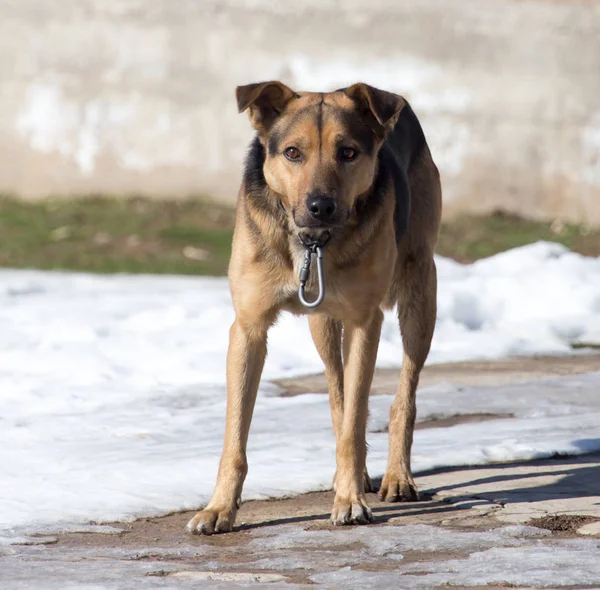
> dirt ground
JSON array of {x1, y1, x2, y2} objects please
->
[{"x1": 274, "y1": 352, "x2": 600, "y2": 396}]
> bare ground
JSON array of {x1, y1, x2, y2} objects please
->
[{"x1": 275, "y1": 351, "x2": 600, "y2": 396}]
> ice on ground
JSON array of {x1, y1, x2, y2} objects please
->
[
  {"x1": 0, "y1": 536, "x2": 57, "y2": 546},
  {"x1": 1, "y1": 242, "x2": 600, "y2": 537},
  {"x1": 312, "y1": 542, "x2": 600, "y2": 588},
  {"x1": 246, "y1": 523, "x2": 553, "y2": 572},
  {"x1": 2, "y1": 523, "x2": 599, "y2": 589},
  {"x1": 399, "y1": 542, "x2": 600, "y2": 588}
]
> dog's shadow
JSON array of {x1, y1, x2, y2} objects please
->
[
  {"x1": 414, "y1": 444, "x2": 600, "y2": 507},
  {"x1": 237, "y1": 444, "x2": 600, "y2": 531}
]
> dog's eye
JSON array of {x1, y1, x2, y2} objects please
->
[
  {"x1": 284, "y1": 147, "x2": 301, "y2": 161},
  {"x1": 340, "y1": 147, "x2": 357, "y2": 162}
]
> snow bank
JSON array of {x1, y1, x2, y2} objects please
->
[{"x1": 1, "y1": 242, "x2": 600, "y2": 535}]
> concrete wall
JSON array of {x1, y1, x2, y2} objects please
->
[{"x1": 2, "y1": 0, "x2": 599, "y2": 223}]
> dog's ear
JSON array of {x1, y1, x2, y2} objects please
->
[
  {"x1": 236, "y1": 81, "x2": 296, "y2": 134},
  {"x1": 344, "y1": 83, "x2": 405, "y2": 136}
]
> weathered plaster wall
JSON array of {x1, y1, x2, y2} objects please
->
[{"x1": 1, "y1": 0, "x2": 599, "y2": 222}]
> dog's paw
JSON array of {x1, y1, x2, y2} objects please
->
[
  {"x1": 333, "y1": 469, "x2": 374, "y2": 494},
  {"x1": 330, "y1": 495, "x2": 374, "y2": 526},
  {"x1": 378, "y1": 472, "x2": 419, "y2": 502},
  {"x1": 186, "y1": 507, "x2": 236, "y2": 535}
]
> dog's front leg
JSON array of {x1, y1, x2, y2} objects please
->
[
  {"x1": 187, "y1": 316, "x2": 269, "y2": 535},
  {"x1": 331, "y1": 308, "x2": 383, "y2": 526}
]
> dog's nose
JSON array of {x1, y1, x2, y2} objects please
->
[{"x1": 306, "y1": 195, "x2": 337, "y2": 223}]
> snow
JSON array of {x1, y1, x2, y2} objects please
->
[{"x1": 1, "y1": 242, "x2": 600, "y2": 539}]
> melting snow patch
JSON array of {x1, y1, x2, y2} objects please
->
[{"x1": 1, "y1": 243, "x2": 600, "y2": 537}]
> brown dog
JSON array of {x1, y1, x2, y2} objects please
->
[{"x1": 187, "y1": 81, "x2": 441, "y2": 534}]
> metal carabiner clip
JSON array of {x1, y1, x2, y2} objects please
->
[{"x1": 298, "y1": 245, "x2": 325, "y2": 309}]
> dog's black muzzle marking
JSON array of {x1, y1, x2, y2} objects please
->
[{"x1": 297, "y1": 231, "x2": 330, "y2": 309}]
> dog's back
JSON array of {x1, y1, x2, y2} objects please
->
[{"x1": 377, "y1": 101, "x2": 427, "y2": 245}]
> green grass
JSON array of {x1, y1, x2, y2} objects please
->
[
  {"x1": 0, "y1": 195, "x2": 235, "y2": 275},
  {"x1": 1, "y1": 196, "x2": 599, "y2": 276},
  {"x1": 436, "y1": 210, "x2": 600, "y2": 263},
  {"x1": 571, "y1": 342, "x2": 600, "y2": 351}
]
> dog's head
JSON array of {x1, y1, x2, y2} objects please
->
[{"x1": 236, "y1": 81, "x2": 405, "y2": 243}]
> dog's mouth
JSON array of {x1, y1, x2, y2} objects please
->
[
  {"x1": 298, "y1": 228, "x2": 332, "y2": 248},
  {"x1": 295, "y1": 221, "x2": 336, "y2": 249}
]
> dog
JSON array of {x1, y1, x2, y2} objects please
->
[{"x1": 187, "y1": 81, "x2": 441, "y2": 534}]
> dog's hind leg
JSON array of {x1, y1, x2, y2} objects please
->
[
  {"x1": 379, "y1": 254, "x2": 437, "y2": 502},
  {"x1": 309, "y1": 315, "x2": 374, "y2": 494}
]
